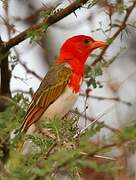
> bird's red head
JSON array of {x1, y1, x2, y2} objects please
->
[{"x1": 56, "y1": 35, "x2": 108, "y2": 73}]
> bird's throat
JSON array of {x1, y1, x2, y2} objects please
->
[{"x1": 68, "y1": 73, "x2": 83, "y2": 93}]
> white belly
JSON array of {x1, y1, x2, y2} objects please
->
[{"x1": 40, "y1": 85, "x2": 79, "y2": 120}]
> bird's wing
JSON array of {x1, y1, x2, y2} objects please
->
[{"x1": 21, "y1": 64, "x2": 72, "y2": 131}]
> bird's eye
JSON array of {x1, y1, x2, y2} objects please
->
[{"x1": 83, "y1": 39, "x2": 90, "y2": 44}]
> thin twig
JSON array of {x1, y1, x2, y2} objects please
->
[
  {"x1": 51, "y1": 142, "x2": 118, "y2": 175},
  {"x1": 72, "y1": 105, "x2": 120, "y2": 138},
  {"x1": 44, "y1": 142, "x2": 57, "y2": 159},
  {"x1": 19, "y1": 61, "x2": 42, "y2": 81},
  {"x1": 80, "y1": 93, "x2": 132, "y2": 106},
  {"x1": 14, "y1": 48, "x2": 42, "y2": 81},
  {"x1": 93, "y1": 154, "x2": 116, "y2": 161},
  {"x1": 14, "y1": 7, "x2": 47, "y2": 23},
  {"x1": 93, "y1": 0, "x2": 136, "y2": 65}
]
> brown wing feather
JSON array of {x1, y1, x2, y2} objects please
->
[{"x1": 21, "y1": 64, "x2": 72, "y2": 132}]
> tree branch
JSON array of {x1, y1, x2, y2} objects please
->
[
  {"x1": 51, "y1": 142, "x2": 118, "y2": 176},
  {"x1": 4, "y1": 0, "x2": 89, "y2": 50},
  {"x1": 0, "y1": 48, "x2": 11, "y2": 97},
  {"x1": 0, "y1": 1, "x2": 12, "y2": 97}
]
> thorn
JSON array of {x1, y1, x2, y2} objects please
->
[
  {"x1": 73, "y1": 11, "x2": 77, "y2": 18},
  {"x1": 67, "y1": 0, "x2": 77, "y2": 18}
]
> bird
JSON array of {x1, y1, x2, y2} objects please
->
[{"x1": 21, "y1": 35, "x2": 108, "y2": 133}]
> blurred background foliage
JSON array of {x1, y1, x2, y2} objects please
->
[{"x1": 0, "y1": 0, "x2": 136, "y2": 179}]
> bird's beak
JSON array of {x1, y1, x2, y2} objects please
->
[{"x1": 90, "y1": 41, "x2": 108, "y2": 49}]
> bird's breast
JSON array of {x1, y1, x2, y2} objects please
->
[{"x1": 40, "y1": 85, "x2": 79, "y2": 121}]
